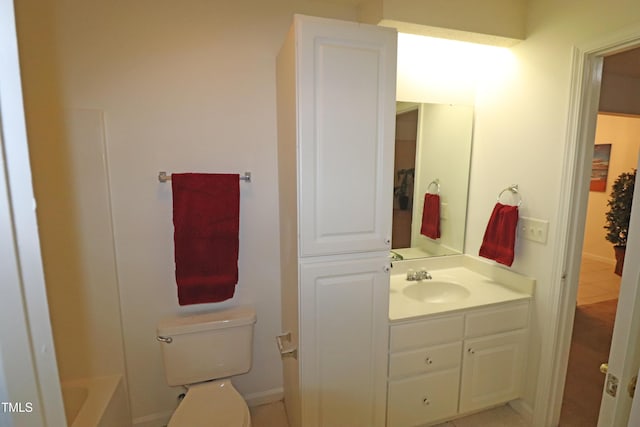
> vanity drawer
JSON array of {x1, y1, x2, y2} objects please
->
[
  {"x1": 387, "y1": 368, "x2": 460, "y2": 427},
  {"x1": 390, "y1": 315, "x2": 463, "y2": 352},
  {"x1": 464, "y1": 302, "x2": 529, "y2": 338},
  {"x1": 389, "y1": 341, "x2": 462, "y2": 379}
]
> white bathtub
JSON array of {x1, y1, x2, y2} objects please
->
[{"x1": 62, "y1": 375, "x2": 130, "y2": 427}]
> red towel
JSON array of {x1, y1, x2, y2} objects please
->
[
  {"x1": 172, "y1": 173, "x2": 239, "y2": 305},
  {"x1": 479, "y1": 203, "x2": 519, "y2": 267},
  {"x1": 420, "y1": 193, "x2": 441, "y2": 239}
]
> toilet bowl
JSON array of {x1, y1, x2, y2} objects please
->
[{"x1": 168, "y1": 380, "x2": 250, "y2": 427}]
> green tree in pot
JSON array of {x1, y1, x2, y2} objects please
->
[{"x1": 604, "y1": 168, "x2": 636, "y2": 276}]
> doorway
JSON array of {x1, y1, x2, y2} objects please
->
[
  {"x1": 558, "y1": 47, "x2": 640, "y2": 426},
  {"x1": 392, "y1": 105, "x2": 418, "y2": 249}
]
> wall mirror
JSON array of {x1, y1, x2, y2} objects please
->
[{"x1": 392, "y1": 101, "x2": 474, "y2": 260}]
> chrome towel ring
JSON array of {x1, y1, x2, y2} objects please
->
[
  {"x1": 427, "y1": 179, "x2": 440, "y2": 195},
  {"x1": 497, "y1": 184, "x2": 523, "y2": 206}
]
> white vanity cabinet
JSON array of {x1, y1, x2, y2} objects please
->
[
  {"x1": 276, "y1": 14, "x2": 397, "y2": 427},
  {"x1": 387, "y1": 300, "x2": 530, "y2": 427},
  {"x1": 459, "y1": 302, "x2": 529, "y2": 413}
]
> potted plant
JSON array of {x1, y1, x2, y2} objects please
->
[
  {"x1": 394, "y1": 168, "x2": 414, "y2": 210},
  {"x1": 604, "y1": 169, "x2": 636, "y2": 276}
]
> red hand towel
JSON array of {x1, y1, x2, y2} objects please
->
[
  {"x1": 420, "y1": 193, "x2": 441, "y2": 239},
  {"x1": 479, "y1": 203, "x2": 519, "y2": 267},
  {"x1": 172, "y1": 173, "x2": 239, "y2": 305}
]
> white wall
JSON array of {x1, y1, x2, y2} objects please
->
[
  {"x1": 470, "y1": 0, "x2": 640, "y2": 416},
  {"x1": 15, "y1": 0, "x2": 359, "y2": 424}
]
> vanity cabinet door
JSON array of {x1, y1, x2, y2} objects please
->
[
  {"x1": 299, "y1": 256, "x2": 389, "y2": 427},
  {"x1": 295, "y1": 16, "x2": 397, "y2": 258},
  {"x1": 387, "y1": 369, "x2": 460, "y2": 427},
  {"x1": 459, "y1": 329, "x2": 528, "y2": 413}
]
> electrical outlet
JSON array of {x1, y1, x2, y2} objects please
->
[{"x1": 519, "y1": 217, "x2": 549, "y2": 244}]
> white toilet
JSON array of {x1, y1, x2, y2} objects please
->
[{"x1": 156, "y1": 306, "x2": 257, "y2": 427}]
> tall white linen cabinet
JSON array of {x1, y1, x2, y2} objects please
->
[{"x1": 276, "y1": 14, "x2": 397, "y2": 427}]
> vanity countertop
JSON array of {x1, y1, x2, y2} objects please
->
[{"x1": 389, "y1": 255, "x2": 535, "y2": 322}]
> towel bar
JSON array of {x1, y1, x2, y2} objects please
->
[{"x1": 158, "y1": 171, "x2": 251, "y2": 183}]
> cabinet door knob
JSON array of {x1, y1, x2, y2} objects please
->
[
  {"x1": 422, "y1": 397, "x2": 430, "y2": 406},
  {"x1": 425, "y1": 357, "x2": 433, "y2": 365},
  {"x1": 384, "y1": 237, "x2": 391, "y2": 246},
  {"x1": 383, "y1": 265, "x2": 391, "y2": 273},
  {"x1": 468, "y1": 348, "x2": 475, "y2": 355}
]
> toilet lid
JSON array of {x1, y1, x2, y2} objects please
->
[{"x1": 168, "y1": 380, "x2": 250, "y2": 427}]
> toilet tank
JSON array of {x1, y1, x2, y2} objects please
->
[{"x1": 157, "y1": 306, "x2": 256, "y2": 386}]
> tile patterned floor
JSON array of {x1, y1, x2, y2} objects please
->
[
  {"x1": 250, "y1": 401, "x2": 527, "y2": 427},
  {"x1": 250, "y1": 400, "x2": 290, "y2": 427},
  {"x1": 433, "y1": 405, "x2": 528, "y2": 427}
]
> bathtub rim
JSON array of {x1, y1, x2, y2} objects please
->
[{"x1": 61, "y1": 374, "x2": 122, "y2": 427}]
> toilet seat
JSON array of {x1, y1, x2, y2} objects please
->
[{"x1": 168, "y1": 379, "x2": 250, "y2": 427}]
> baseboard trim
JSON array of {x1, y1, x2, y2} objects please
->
[
  {"x1": 509, "y1": 398, "x2": 533, "y2": 425},
  {"x1": 245, "y1": 387, "x2": 284, "y2": 407},
  {"x1": 582, "y1": 251, "x2": 615, "y2": 265}
]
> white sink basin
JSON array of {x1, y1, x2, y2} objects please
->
[{"x1": 402, "y1": 281, "x2": 471, "y2": 304}]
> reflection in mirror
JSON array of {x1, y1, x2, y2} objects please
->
[{"x1": 392, "y1": 102, "x2": 474, "y2": 260}]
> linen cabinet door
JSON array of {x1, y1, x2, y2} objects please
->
[
  {"x1": 459, "y1": 329, "x2": 528, "y2": 413},
  {"x1": 296, "y1": 16, "x2": 397, "y2": 257},
  {"x1": 299, "y1": 256, "x2": 390, "y2": 427}
]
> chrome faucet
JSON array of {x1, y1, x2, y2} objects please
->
[
  {"x1": 406, "y1": 268, "x2": 432, "y2": 281},
  {"x1": 390, "y1": 251, "x2": 404, "y2": 262}
]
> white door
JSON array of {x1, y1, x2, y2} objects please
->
[
  {"x1": 296, "y1": 15, "x2": 396, "y2": 257},
  {"x1": 629, "y1": 366, "x2": 640, "y2": 426},
  {"x1": 597, "y1": 156, "x2": 640, "y2": 426}
]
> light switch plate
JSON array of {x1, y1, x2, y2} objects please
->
[
  {"x1": 519, "y1": 217, "x2": 549, "y2": 244},
  {"x1": 440, "y1": 202, "x2": 449, "y2": 220}
]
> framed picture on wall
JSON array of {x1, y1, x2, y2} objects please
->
[{"x1": 590, "y1": 143, "x2": 612, "y2": 192}]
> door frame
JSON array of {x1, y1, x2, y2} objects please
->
[
  {"x1": 533, "y1": 25, "x2": 640, "y2": 427},
  {"x1": 0, "y1": 0, "x2": 66, "y2": 424}
]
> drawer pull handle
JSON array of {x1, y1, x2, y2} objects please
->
[
  {"x1": 422, "y1": 397, "x2": 430, "y2": 406},
  {"x1": 425, "y1": 357, "x2": 433, "y2": 365}
]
